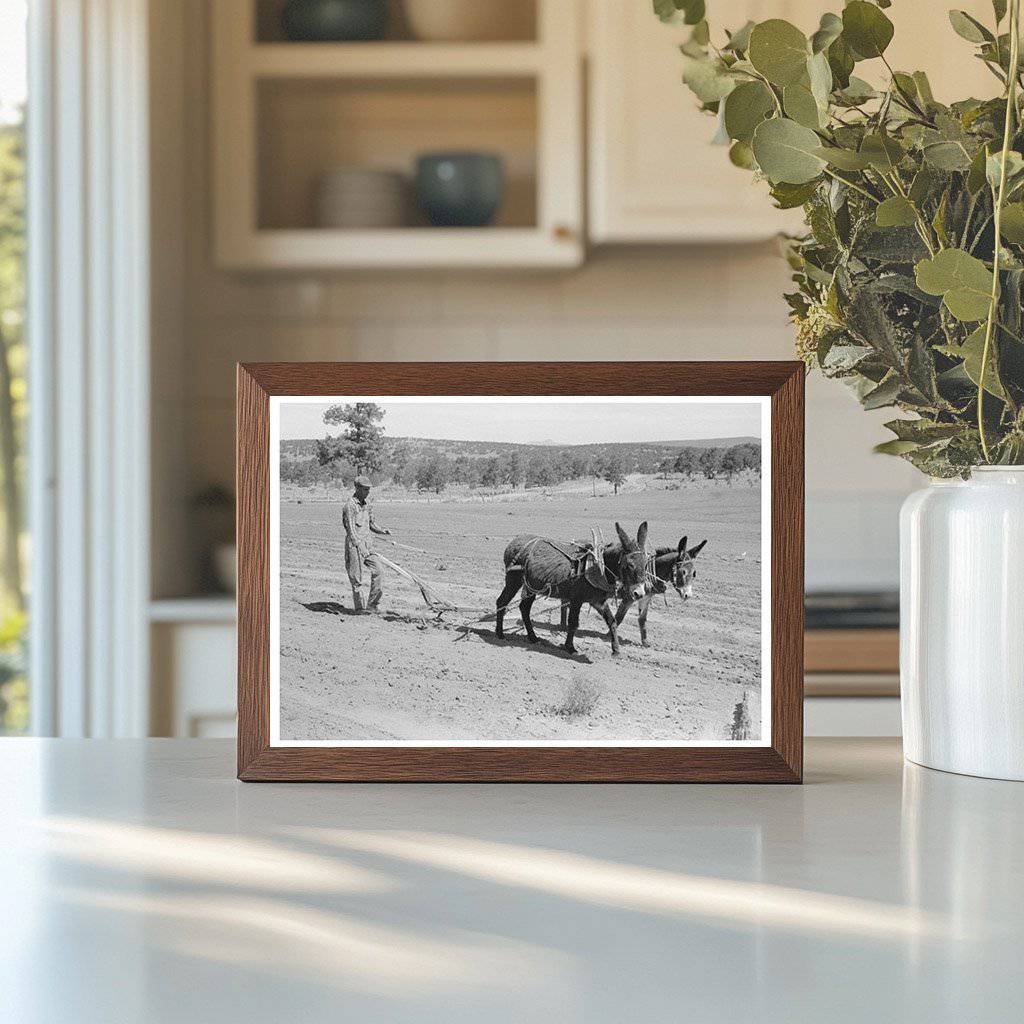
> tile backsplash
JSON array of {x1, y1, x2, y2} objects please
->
[{"x1": 172, "y1": 247, "x2": 917, "y2": 594}]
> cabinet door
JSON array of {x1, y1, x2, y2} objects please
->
[
  {"x1": 588, "y1": 1, "x2": 1003, "y2": 245},
  {"x1": 589, "y1": 1, "x2": 815, "y2": 243}
]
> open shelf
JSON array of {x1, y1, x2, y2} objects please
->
[
  {"x1": 254, "y1": 0, "x2": 538, "y2": 45},
  {"x1": 257, "y1": 76, "x2": 538, "y2": 232},
  {"x1": 249, "y1": 42, "x2": 544, "y2": 77}
]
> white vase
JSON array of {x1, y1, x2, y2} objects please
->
[{"x1": 900, "y1": 467, "x2": 1024, "y2": 780}]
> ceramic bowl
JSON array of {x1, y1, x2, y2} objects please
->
[
  {"x1": 315, "y1": 168, "x2": 409, "y2": 228},
  {"x1": 414, "y1": 152, "x2": 505, "y2": 228},
  {"x1": 403, "y1": 0, "x2": 534, "y2": 42},
  {"x1": 280, "y1": 0, "x2": 388, "y2": 42}
]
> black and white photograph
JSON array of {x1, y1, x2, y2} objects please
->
[{"x1": 270, "y1": 396, "x2": 770, "y2": 746}]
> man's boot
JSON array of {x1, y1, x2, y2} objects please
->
[{"x1": 351, "y1": 589, "x2": 365, "y2": 613}]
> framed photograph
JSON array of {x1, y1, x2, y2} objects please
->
[{"x1": 237, "y1": 362, "x2": 804, "y2": 782}]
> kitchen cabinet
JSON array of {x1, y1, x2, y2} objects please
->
[
  {"x1": 587, "y1": 0, "x2": 999, "y2": 244},
  {"x1": 212, "y1": 0, "x2": 584, "y2": 269},
  {"x1": 588, "y1": 1, "x2": 812, "y2": 243}
]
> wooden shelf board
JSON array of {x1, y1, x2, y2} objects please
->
[
  {"x1": 221, "y1": 228, "x2": 581, "y2": 269},
  {"x1": 249, "y1": 42, "x2": 544, "y2": 79}
]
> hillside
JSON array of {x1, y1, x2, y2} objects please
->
[{"x1": 280, "y1": 435, "x2": 760, "y2": 463}]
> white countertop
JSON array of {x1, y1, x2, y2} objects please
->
[{"x1": 1, "y1": 738, "x2": 1021, "y2": 1023}]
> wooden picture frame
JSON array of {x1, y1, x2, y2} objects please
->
[{"x1": 237, "y1": 362, "x2": 804, "y2": 782}]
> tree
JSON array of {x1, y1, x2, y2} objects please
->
[
  {"x1": 415, "y1": 454, "x2": 451, "y2": 493},
  {"x1": 602, "y1": 453, "x2": 626, "y2": 495},
  {"x1": 480, "y1": 455, "x2": 502, "y2": 488},
  {"x1": 570, "y1": 453, "x2": 592, "y2": 480},
  {"x1": 389, "y1": 440, "x2": 412, "y2": 485},
  {"x1": 526, "y1": 454, "x2": 555, "y2": 488},
  {"x1": 673, "y1": 448, "x2": 699, "y2": 479},
  {"x1": 317, "y1": 402, "x2": 386, "y2": 476},
  {"x1": 719, "y1": 447, "x2": 743, "y2": 483},
  {"x1": 635, "y1": 450, "x2": 658, "y2": 475},
  {"x1": 698, "y1": 447, "x2": 723, "y2": 481},
  {"x1": 505, "y1": 450, "x2": 524, "y2": 489},
  {"x1": 737, "y1": 442, "x2": 761, "y2": 477},
  {"x1": 0, "y1": 115, "x2": 25, "y2": 612}
]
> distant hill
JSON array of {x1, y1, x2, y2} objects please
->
[{"x1": 280, "y1": 435, "x2": 759, "y2": 463}]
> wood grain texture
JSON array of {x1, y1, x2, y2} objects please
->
[
  {"x1": 236, "y1": 366, "x2": 270, "y2": 777},
  {"x1": 236, "y1": 361, "x2": 805, "y2": 783}
]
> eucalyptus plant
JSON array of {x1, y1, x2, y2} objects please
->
[{"x1": 659, "y1": 0, "x2": 1024, "y2": 475}]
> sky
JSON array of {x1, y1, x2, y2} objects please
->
[
  {"x1": 277, "y1": 398, "x2": 763, "y2": 445},
  {"x1": 0, "y1": 2, "x2": 26, "y2": 124}
]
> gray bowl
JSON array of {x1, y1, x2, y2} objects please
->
[{"x1": 415, "y1": 152, "x2": 505, "y2": 228}]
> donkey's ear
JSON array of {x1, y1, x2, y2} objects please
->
[
  {"x1": 615, "y1": 522, "x2": 630, "y2": 548},
  {"x1": 688, "y1": 539, "x2": 708, "y2": 558},
  {"x1": 636, "y1": 521, "x2": 648, "y2": 550},
  {"x1": 677, "y1": 536, "x2": 688, "y2": 556}
]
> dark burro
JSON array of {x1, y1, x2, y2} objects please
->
[{"x1": 495, "y1": 522, "x2": 649, "y2": 656}]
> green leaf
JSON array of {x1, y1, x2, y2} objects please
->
[
  {"x1": 862, "y1": 375, "x2": 902, "y2": 409},
  {"x1": 856, "y1": 226, "x2": 929, "y2": 263},
  {"x1": 728, "y1": 140, "x2": 758, "y2": 169},
  {"x1": 807, "y1": 51, "x2": 833, "y2": 110},
  {"x1": 783, "y1": 83, "x2": 822, "y2": 128},
  {"x1": 875, "y1": 196, "x2": 918, "y2": 228},
  {"x1": 827, "y1": 35, "x2": 855, "y2": 89},
  {"x1": 959, "y1": 324, "x2": 1007, "y2": 398},
  {"x1": 909, "y1": 165, "x2": 936, "y2": 205},
  {"x1": 885, "y1": 419, "x2": 963, "y2": 443},
  {"x1": 836, "y1": 75, "x2": 877, "y2": 104},
  {"x1": 815, "y1": 145, "x2": 872, "y2": 170},
  {"x1": 689, "y1": 20, "x2": 710, "y2": 47},
  {"x1": 842, "y1": 1, "x2": 894, "y2": 60},
  {"x1": 1000, "y1": 202, "x2": 1024, "y2": 242},
  {"x1": 932, "y1": 190, "x2": 950, "y2": 247},
  {"x1": 724, "y1": 20, "x2": 755, "y2": 53},
  {"x1": 948, "y1": 10, "x2": 993, "y2": 44},
  {"x1": 860, "y1": 133, "x2": 905, "y2": 172},
  {"x1": 748, "y1": 19, "x2": 810, "y2": 87},
  {"x1": 923, "y1": 141, "x2": 973, "y2": 171},
  {"x1": 653, "y1": 0, "x2": 676, "y2": 23},
  {"x1": 913, "y1": 71, "x2": 935, "y2": 105},
  {"x1": 967, "y1": 143, "x2": 993, "y2": 193},
  {"x1": 654, "y1": 0, "x2": 705, "y2": 25},
  {"x1": 915, "y1": 249, "x2": 994, "y2": 321},
  {"x1": 681, "y1": 55, "x2": 737, "y2": 103},
  {"x1": 986, "y1": 150, "x2": 1024, "y2": 190},
  {"x1": 994, "y1": 0, "x2": 1008, "y2": 24},
  {"x1": 822, "y1": 342, "x2": 873, "y2": 373},
  {"x1": 770, "y1": 179, "x2": 820, "y2": 209},
  {"x1": 681, "y1": 0, "x2": 705, "y2": 25},
  {"x1": 810, "y1": 12, "x2": 843, "y2": 54},
  {"x1": 723, "y1": 81, "x2": 775, "y2": 143},
  {"x1": 752, "y1": 117, "x2": 827, "y2": 184},
  {"x1": 710, "y1": 108, "x2": 730, "y2": 145},
  {"x1": 874, "y1": 439, "x2": 921, "y2": 456}
]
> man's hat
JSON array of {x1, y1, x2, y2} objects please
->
[{"x1": 354, "y1": 475, "x2": 372, "y2": 489}]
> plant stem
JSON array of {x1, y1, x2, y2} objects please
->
[
  {"x1": 881, "y1": 54, "x2": 930, "y2": 120},
  {"x1": 821, "y1": 167, "x2": 879, "y2": 203},
  {"x1": 979, "y1": 0, "x2": 1021, "y2": 463}
]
